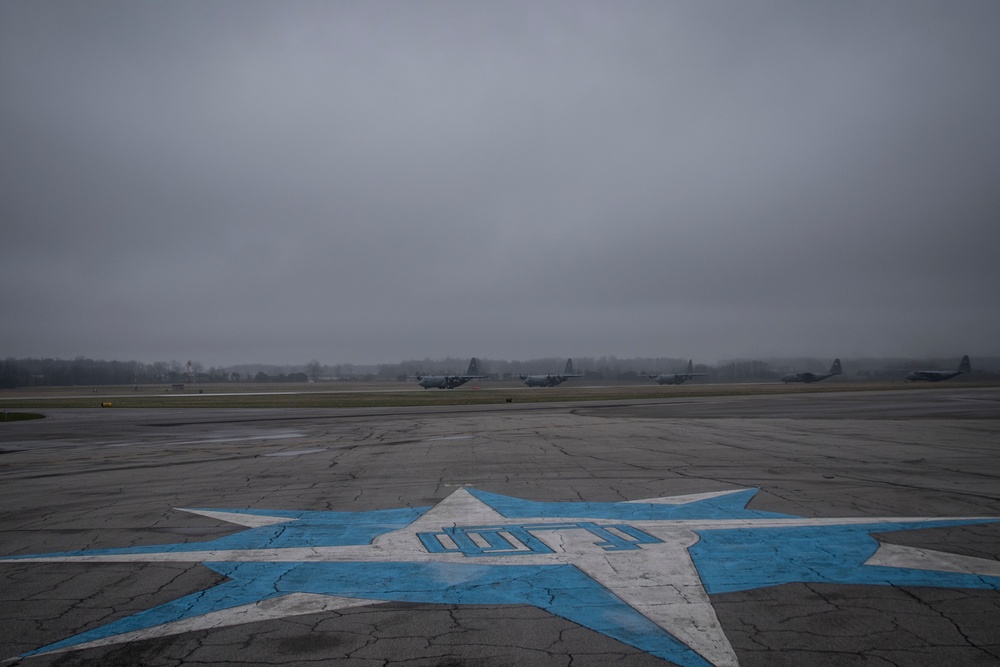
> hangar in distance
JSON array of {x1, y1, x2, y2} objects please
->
[{"x1": 780, "y1": 359, "x2": 842, "y2": 384}]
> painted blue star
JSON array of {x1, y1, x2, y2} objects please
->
[{"x1": 4, "y1": 488, "x2": 1000, "y2": 666}]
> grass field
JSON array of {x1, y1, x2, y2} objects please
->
[{"x1": 2, "y1": 379, "x2": 998, "y2": 410}]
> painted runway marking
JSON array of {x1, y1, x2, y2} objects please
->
[
  {"x1": 263, "y1": 448, "x2": 327, "y2": 457},
  {"x1": 139, "y1": 432, "x2": 309, "y2": 447},
  {"x1": 4, "y1": 488, "x2": 1000, "y2": 666}
]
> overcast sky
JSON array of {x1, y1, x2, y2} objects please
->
[{"x1": 2, "y1": 1, "x2": 998, "y2": 367}]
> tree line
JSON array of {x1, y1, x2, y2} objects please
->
[
  {"x1": 3, "y1": 355, "x2": 995, "y2": 389},
  {"x1": 0, "y1": 357, "x2": 339, "y2": 388},
  {"x1": 1, "y1": 356, "x2": 774, "y2": 387}
]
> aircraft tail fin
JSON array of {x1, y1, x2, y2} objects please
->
[
  {"x1": 565, "y1": 359, "x2": 575, "y2": 375},
  {"x1": 958, "y1": 355, "x2": 971, "y2": 373},
  {"x1": 831, "y1": 359, "x2": 842, "y2": 375},
  {"x1": 467, "y1": 358, "x2": 480, "y2": 376}
]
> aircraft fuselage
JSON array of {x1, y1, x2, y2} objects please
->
[
  {"x1": 780, "y1": 359, "x2": 842, "y2": 384},
  {"x1": 780, "y1": 372, "x2": 835, "y2": 384},
  {"x1": 905, "y1": 370, "x2": 961, "y2": 382},
  {"x1": 649, "y1": 361, "x2": 705, "y2": 386},
  {"x1": 418, "y1": 376, "x2": 470, "y2": 389},
  {"x1": 415, "y1": 357, "x2": 482, "y2": 389},
  {"x1": 904, "y1": 355, "x2": 971, "y2": 383},
  {"x1": 653, "y1": 374, "x2": 693, "y2": 385},
  {"x1": 522, "y1": 375, "x2": 568, "y2": 387}
]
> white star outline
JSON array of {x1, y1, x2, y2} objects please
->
[{"x1": 5, "y1": 487, "x2": 1000, "y2": 667}]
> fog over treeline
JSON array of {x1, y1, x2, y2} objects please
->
[
  {"x1": 2, "y1": 3, "x2": 999, "y2": 367},
  {"x1": 2, "y1": 355, "x2": 996, "y2": 388}
]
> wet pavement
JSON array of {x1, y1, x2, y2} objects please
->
[{"x1": 1, "y1": 387, "x2": 999, "y2": 665}]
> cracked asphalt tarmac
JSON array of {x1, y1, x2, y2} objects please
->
[{"x1": 1, "y1": 386, "x2": 999, "y2": 666}]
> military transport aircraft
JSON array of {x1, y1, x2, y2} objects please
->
[
  {"x1": 780, "y1": 358, "x2": 842, "y2": 384},
  {"x1": 648, "y1": 360, "x2": 707, "y2": 385},
  {"x1": 416, "y1": 358, "x2": 483, "y2": 389},
  {"x1": 521, "y1": 359, "x2": 583, "y2": 387},
  {"x1": 905, "y1": 355, "x2": 971, "y2": 382}
]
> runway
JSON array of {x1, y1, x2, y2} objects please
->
[{"x1": 1, "y1": 387, "x2": 999, "y2": 666}]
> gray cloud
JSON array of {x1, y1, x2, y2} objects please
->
[{"x1": 3, "y1": 1, "x2": 999, "y2": 365}]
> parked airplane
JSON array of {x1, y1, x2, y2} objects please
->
[
  {"x1": 521, "y1": 359, "x2": 583, "y2": 387},
  {"x1": 648, "y1": 360, "x2": 707, "y2": 385},
  {"x1": 780, "y1": 358, "x2": 842, "y2": 384},
  {"x1": 905, "y1": 355, "x2": 971, "y2": 382},
  {"x1": 416, "y1": 358, "x2": 483, "y2": 389}
]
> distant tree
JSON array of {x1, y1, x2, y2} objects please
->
[
  {"x1": 0, "y1": 358, "x2": 29, "y2": 388},
  {"x1": 306, "y1": 360, "x2": 322, "y2": 382}
]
